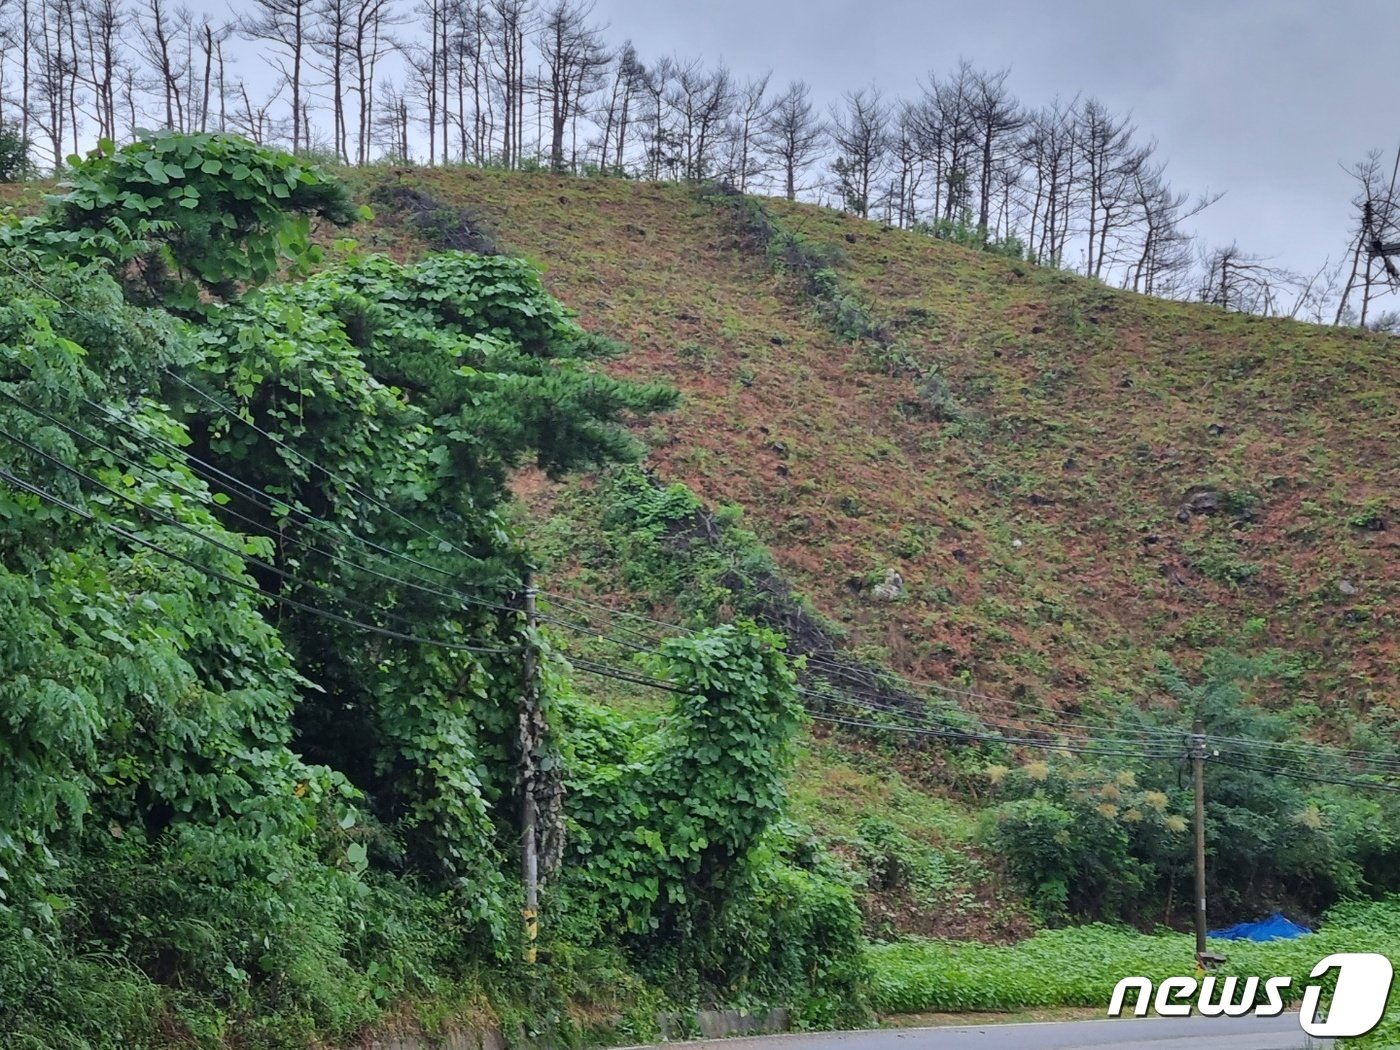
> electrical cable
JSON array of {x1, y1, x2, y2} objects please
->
[
  {"x1": 0, "y1": 385, "x2": 526, "y2": 620},
  {"x1": 0, "y1": 445, "x2": 515, "y2": 656}
]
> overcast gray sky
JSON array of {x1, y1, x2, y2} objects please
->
[{"x1": 582, "y1": 0, "x2": 1390, "y2": 282}]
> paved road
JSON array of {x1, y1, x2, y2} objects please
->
[{"x1": 650, "y1": 1015, "x2": 1332, "y2": 1050}]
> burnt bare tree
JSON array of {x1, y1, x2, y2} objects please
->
[
  {"x1": 371, "y1": 74, "x2": 409, "y2": 158},
  {"x1": 1334, "y1": 149, "x2": 1400, "y2": 327},
  {"x1": 722, "y1": 69, "x2": 770, "y2": 192},
  {"x1": 239, "y1": 0, "x2": 314, "y2": 152},
  {"x1": 1126, "y1": 163, "x2": 1220, "y2": 297},
  {"x1": 191, "y1": 17, "x2": 234, "y2": 133},
  {"x1": 594, "y1": 40, "x2": 641, "y2": 172},
  {"x1": 137, "y1": 0, "x2": 191, "y2": 131},
  {"x1": 230, "y1": 77, "x2": 288, "y2": 144},
  {"x1": 30, "y1": 0, "x2": 80, "y2": 169},
  {"x1": 969, "y1": 65, "x2": 1022, "y2": 237},
  {"x1": 1019, "y1": 97, "x2": 1078, "y2": 265},
  {"x1": 537, "y1": 0, "x2": 606, "y2": 171},
  {"x1": 912, "y1": 62, "x2": 978, "y2": 222},
  {"x1": 354, "y1": 0, "x2": 399, "y2": 161},
  {"x1": 668, "y1": 57, "x2": 732, "y2": 180},
  {"x1": 486, "y1": 0, "x2": 532, "y2": 167},
  {"x1": 829, "y1": 86, "x2": 889, "y2": 219},
  {"x1": 0, "y1": 0, "x2": 15, "y2": 122},
  {"x1": 74, "y1": 0, "x2": 124, "y2": 141},
  {"x1": 1076, "y1": 97, "x2": 1148, "y2": 278},
  {"x1": 446, "y1": 0, "x2": 489, "y2": 163},
  {"x1": 762, "y1": 78, "x2": 822, "y2": 201},
  {"x1": 881, "y1": 100, "x2": 922, "y2": 226},
  {"x1": 637, "y1": 53, "x2": 675, "y2": 179},
  {"x1": 309, "y1": 0, "x2": 355, "y2": 159},
  {"x1": 1199, "y1": 243, "x2": 1299, "y2": 316},
  {"x1": 404, "y1": 0, "x2": 445, "y2": 162}
]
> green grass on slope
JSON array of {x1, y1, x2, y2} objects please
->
[
  {"x1": 788, "y1": 737, "x2": 1033, "y2": 943},
  {"x1": 359, "y1": 167, "x2": 1400, "y2": 755},
  {"x1": 764, "y1": 195, "x2": 1399, "y2": 727}
]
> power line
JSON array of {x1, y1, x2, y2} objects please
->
[
  {"x1": 801, "y1": 686, "x2": 1185, "y2": 758},
  {"x1": 536, "y1": 592, "x2": 1400, "y2": 778},
  {"x1": 537, "y1": 586, "x2": 1186, "y2": 739},
  {"x1": 0, "y1": 419, "x2": 498, "y2": 646},
  {"x1": 1212, "y1": 754, "x2": 1400, "y2": 795},
  {"x1": 1204, "y1": 732, "x2": 1400, "y2": 773},
  {"x1": 162, "y1": 365, "x2": 502, "y2": 573},
  {"x1": 532, "y1": 600, "x2": 1186, "y2": 750},
  {"x1": 805, "y1": 712, "x2": 1183, "y2": 762},
  {"x1": 566, "y1": 655, "x2": 695, "y2": 695},
  {"x1": 539, "y1": 584, "x2": 1187, "y2": 737},
  {"x1": 0, "y1": 449, "x2": 515, "y2": 657},
  {"x1": 540, "y1": 591, "x2": 699, "y2": 637},
  {"x1": 88, "y1": 390, "x2": 518, "y2": 596},
  {"x1": 0, "y1": 384, "x2": 525, "y2": 619}
]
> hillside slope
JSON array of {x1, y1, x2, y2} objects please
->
[{"x1": 351, "y1": 167, "x2": 1397, "y2": 739}]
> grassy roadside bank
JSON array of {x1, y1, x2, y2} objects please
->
[{"x1": 866, "y1": 898, "x2": 1399, "y2": 1047}]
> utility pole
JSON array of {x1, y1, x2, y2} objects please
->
[
  {"x1": 519, "y1": 575, "x2": 540, "y2": 965},
  {"x1": 1191, "y1": 715, "x2": 1209, "y2": 964}
]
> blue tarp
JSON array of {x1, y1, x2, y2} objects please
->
[{"x1": 1209, "y1": 911, "x2": 1311, "y2": 942}]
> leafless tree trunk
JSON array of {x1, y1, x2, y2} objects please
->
[
  {"x1": 637, "y1": 54, "x2": 677, "y2": 179},
  {"x1": 486, "y1": 0, "x2": 531, "y2": 167},
  {"x1": 1126, "y1": 163, "x2": 1220, "y2": 297},
  {"x1": 373, "y1": 75, "x2": 409, "y2": 158},
  {"x1": 916, "y1": 62, "x2": 978, "y2": 222},
  {"x1": 1200, "y1": 242, "x2": 1298, "y2": 315},
  {"x1": 342, "y1": 0, "x2": 397, "y2": 163},
  {"x1": 75, "y1": 0, "x2": 122, "y2": 142},
  {"x1": 667, "y1": 58, "x2": 731, "y2": 181},
  {"x1": 0, "y1": 3, "x2": 14, "y2": 125},
  {"x1": 239, "y1": 0, "x2": 313, "y2": 152},
  {"x1": 725, "y1": 69, "x2": 770, "y2": 192},
  {"x1": 595, "y1": 40, "x2": 638, "y2": 172},
  {"x1": 1334, "y1": 149, "x2": 1400, "y2": 326},
  {"x1": 137, "y1": 0, "x2": 189, "y2": 131},
  {"x1": 886, "y1": 101, "x2": 923, "y2": 226},
  {"x1": 32, "y1": 0, "x2": 77, "y2": 170},
  {"x1": 192, "y1": 18, "x2": 231, "y2": 133},
  {"x1": 828, "y1": 86, "x2": 888, "y2": 218},
  {"x1": 405, "y1": 0, "x2": 442, "y2": 162},
  {"x1": 232, "y1": 77, "x2": 287, "y2": 144},
  {"x1": 762, "y1": 79, "x2": 822, "y2": 201},
  {"x1": 970, "y1": 65, "x2": 1022, "y2": 236},
  {"x1": 214, "y1": 36, "x2": 227, "y2": 131},
  {"x1": 20, "y1": 0, "x2": 33, "y2": 142},
  {"x1": 309, "y1": 0, "x2": 353, "y2": 159},
  {"x1": 1019, "y1": 97, "x2": 1077, "y2": 265},
  {"x1": 537, "y1": 0, "x2": 606, "y2": 171},
  {"x1": 1076, "y1": 97, "x2": 1148, "y2": 279}
]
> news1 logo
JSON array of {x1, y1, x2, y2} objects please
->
[{"x1": 1107, "y1": 953, "x2": 1395, "y2": 1037}]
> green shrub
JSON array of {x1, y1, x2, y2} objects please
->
[
  {"x1": 0, "y1": 122, "x2": 36, "y2": 183},
  {"x1": 723, "y1": 859, "x2": 871, "y2": 1028}
]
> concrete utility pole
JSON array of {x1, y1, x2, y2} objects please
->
[{"x1": 1191, "y1": 716, "x2": 1209, "y2": 963}]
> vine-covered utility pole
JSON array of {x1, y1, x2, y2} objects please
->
[{"x1": 519, "y1": 573, "x2": 541, "y2": 964}]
